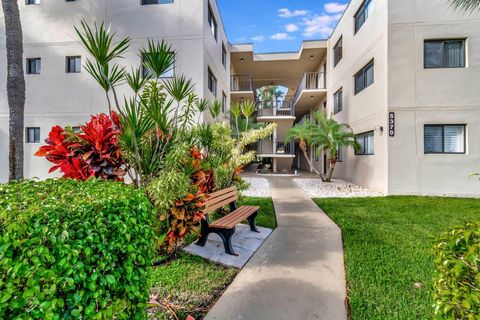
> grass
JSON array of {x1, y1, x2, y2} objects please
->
[
  {"x1": 314, "y1": 196, "x2": 480, "y2": 320},
  {"x1": 148, "y1": 196, "x2": 275, "y2": 319}
]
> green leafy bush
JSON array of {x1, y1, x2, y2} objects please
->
[
  {"x1": 0, "y1": 179, "x2": 156, "y2": 319},
  {"x1": 433, "y1": 222, "x2": 480, "y2": 319}
]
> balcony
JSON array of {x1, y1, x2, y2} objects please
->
[
  {"x1": 256, "y1": 100, "x2": 295, "y2": 121},
  {"x1": 230, "y1": 75, "x2": 254, "y2": 102},
  {"x1": 293, "y1": 72, "x2": 327, "y2": 111},
  {"x1": 256, "y1": 139, "x2": 296, "y2": 157}
]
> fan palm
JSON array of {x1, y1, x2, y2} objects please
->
[
  {"x1": 240, "y1": 100, "x2": 256, "y2": 130},
  {"x1": 449, "y1": 0, "x2": 480, "y2": 11},
  {"x1": 310, "y1": 112, "x2": 359, "y2": 182},
  {"x1": 285, "y1": 122, "x2": 320, "y2": 175}
]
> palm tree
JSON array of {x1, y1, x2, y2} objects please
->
[
  {"x1": 2, "y1": 0, "x2": 26, "y2": 181},
  {"x1": 240, "y1": 100, "x2": 256, "y2": 131},
  {"x1": 209, "y1": 99, "x2": 222, "y2": 122},
  {"x1": 310, "y1": 112, "x2": 359, "y2": 182},
  {"x1": 285, "y1": 122, "x2": 320, "y2": 175},
  {"x1": 449, "y1": 0, "x2": 480, "y2": 11}
]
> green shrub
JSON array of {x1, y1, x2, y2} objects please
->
[
  {"x1": 0, "y1": 179, "x2": 156, "y2": 319},
  {"x1": 433, "y1": 222, "x2": 480, "y2": 319}
]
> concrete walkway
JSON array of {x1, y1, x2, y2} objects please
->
[{"x1": 205, "y1": 177, "x2": 348, "y2": 320}]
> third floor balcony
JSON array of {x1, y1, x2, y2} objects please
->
[
  {"x1": 256, "y1": 100, "x2": 295, "y2": 122},
  {"x1": 230, "y1": 75, "x2": 254, "y2": 102},
  {"x1": 293, "y1": 72, "x2": 327, "y2": 111}
]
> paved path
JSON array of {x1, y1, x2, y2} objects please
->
[{"x1": 205, "y1": 177, "x2": 348, "y2": 320}]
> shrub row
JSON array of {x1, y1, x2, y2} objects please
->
[
  {"x1": 433, "y1": 222, "x2": 480, "y2": 319},
  {"x1": 0, "y1": 179, "x2": 156, "y2": 319}
]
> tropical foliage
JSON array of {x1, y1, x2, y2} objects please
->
[
  {"x1": 433, "y1": 222, "x2": 480, "y2": 319},
  {"x1": 285, "y1": 111, "x2": 358, "y2": 182},
  {"x1": 0, "y1": 179, "x2": 155, "y2": 319},
  {"x1": 35, "y1": 114, "x2": 125, "y2": 181},
  {"x1": 449, "y1": 0, "x2": 480, "y2": 12}
]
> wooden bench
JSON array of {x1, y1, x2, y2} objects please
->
[{"x1": 195, "y1": 186, "x2": 260, "y2": 256}]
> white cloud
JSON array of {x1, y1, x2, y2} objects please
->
[
  {"x1": 251, "y1": 35, "x2": 265, "y2": 42},
  {"x1": 324, "y1": 2, "x2": 348, "y2": 14},
  {"x1": 302, "y1": 13, "x2": 343, "y2": 38},
  {"x1": 278, "y1": 8, "x2": 308, "y2": 18},
  {"x1": 285, "y1": 23, "x2": 299, "y2": 32},
  {"x1": 269, "y1": 33, "x2": 294, "y2": 40}
]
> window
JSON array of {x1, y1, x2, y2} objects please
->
[
  {"x1": 333, "y1": 88, "x2": 343, "y2": 114},
  {"x1": 337, "y1": 147, "x2": 344, "y2": 162},
  {"x1": 65, "y1": 0, "x2": 76, "y2": 2},
  {"x1": 26, "y1": 58, "x2": 41, "y2": 74},
  {"x1": 424, "y1": 39, "x2": 466, "y2": 69},
  {"x1": 66, "y1": 56, "x2": 81, "y2": 73},
  {"x1": 208, "y1": 4, "x2": 218, "y2": 40},
  {"x1": 222, "y1": 43, "x2": 227, "y2": 67},
  {"x1": 354, "y1": 0, "x2": 373, "y2": 34},
  {"x1": 222, "y1": 91, "x2": 227, "y2": 113},
  {"x1": 208, "y1": 68, "x2": 217, "y2": 96},
  {"x1": 26, "y1": 127, "x2": 40, "y2": 143},
  {"x1": 333, "y1": 37, "x2": 343, "y2": 67},
  {"x1": 141, "y1": 54, "x2": 174, "y2": 78},
  {"x1": 72, "y1": 126, "x2": 82, "y2": 133},
  {"x1": 26, "y1": 0, "x2": 40, "y2": 4},
  {"x1": 424, "y1": 125, "x2": 465, "y2": 154},
  {"x1": 141, "y1": 0, "x2": 174, "y2": 4},
  {"x1": 355, "y1": 131, "x2": 374, "y2": 155},
  {"x1": 354, "y1": 60, "x2": 374, "y2": 94}
]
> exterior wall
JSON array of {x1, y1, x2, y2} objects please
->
[
  {"x1": 0, "y1": 0, "x2": 229, "y2": 182},
  {"x1": 387, "y1": 0, "x2": 480, "y2": 196},
  {"x1": 328, "y1": 0, "x2": 389, "y2": 193}
]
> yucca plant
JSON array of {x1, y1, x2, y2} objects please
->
[
  {"x1": 209, "y1": 99, "x2": 223, "y2": 122},
  {"x1": 75, "y1": 21, "x2": 130, "y2": 114},
  {"x1": 240, "y1": 100, "x2": 256, "y2": 130},
  {"x1": 449, "y1": 0, "x2": 480, "y2": 11},
  {"x1": 230, "y1": 102, "x2": 242, "y2": 138}
]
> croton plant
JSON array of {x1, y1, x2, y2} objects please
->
[{"x1": 35, "y1": 113, "x2": 126, "y2": 181}]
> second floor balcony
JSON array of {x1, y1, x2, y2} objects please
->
[
  {"x1": 231, "y1": 75, "x2": 253, "y2": 92},
  {"x1": 256, "y1": 100, "x2": 295, "y2": 120}
]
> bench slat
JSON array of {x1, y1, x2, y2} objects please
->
[
  {"x1": 210, "y1": 206, "x2": 259, "y2": 229},
  {"x1": 207, "y1": 186, "x2": 237, "y2": 200},
  {"x1": 205, "y1": 190, "x2": 236, "y2": 208},
  {"x1": 205, "y1": 194, "x2": 238, "y2": 213}
]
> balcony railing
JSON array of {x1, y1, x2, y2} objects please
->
[
  {"x1": 257, "y1": 139, "x2": 296, "y2": 155},
  {"x1": 293, "y1": 72, "x2": 327, "y2": 103},
  {"x1": 256, "y1": 100, "x2": 294, "y2": 117},
  {"x1": 231, "y1": 75, "x2": 253, "y2": 92}
]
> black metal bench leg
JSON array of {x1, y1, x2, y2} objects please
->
[
  {"x1": 217, "y1": 228, "x2": 237, "y2": 256},
  {"x1": 247, "y1": 211, "x2": 260, "y2": 233},
  {"x1": 195, "y1": 219, "x2": 210, "y2": 247}
]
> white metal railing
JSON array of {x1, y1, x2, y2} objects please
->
[
  {"x1": 257, "y1": 139, "x2": 295, "y2": 155},
  {"x1": 230, "y1": 75, "x2": 253, "y2": 92},
  {"x1": 256, "y1": 100, "x2": 294, "y2": 117},
  {"x1": 293, "y1": 72, "x2": 326, "y2": 103}
]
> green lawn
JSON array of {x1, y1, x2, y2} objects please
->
[
  {"x1": 314, "y1": 196, "x2": 480, "y2": 320},
  {"x1": 148, "y1": 196, "x2": 275, "y2": 319}
]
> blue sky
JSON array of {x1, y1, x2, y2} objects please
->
[{"x1": 217, "y1": 0, "x2": 349, "y2": 53}]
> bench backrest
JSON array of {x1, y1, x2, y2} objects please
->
[{"x1": 205, "y1": 186, "x2": 238, "y2": 214}]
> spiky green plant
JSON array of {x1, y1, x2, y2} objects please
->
[
  {"x1": 240, "y1": 100, "x2": 256, "y2": 131},
  {"x1": 230, "y1": 102, "x2": 242, "y2": 138},
  {"x1": 449, "y1": 0, "x2": 480, "y2": 12},
  {"x1": 209, "y1": 99, "x2": 223, "y2": 122},
  {"x1": 140, "y1": 39, "x2": 175, "y2": 78},
  {"x1": 75, "y1": 21, "x2": 130, "y2": 114}
]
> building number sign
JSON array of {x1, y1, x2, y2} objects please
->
[{"x1": 389, "y1": 112, "x2": 395, "y2": 137}]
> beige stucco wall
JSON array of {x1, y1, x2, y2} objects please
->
[
  {"x1": 0, "y1": 0, "x2": 230, "y2": 182},
  {"x1": 328, "y1": 0, "x2": 389, "y2": 193},
  {"x1": 387, "y1": 0, "x2": 480, "y2": 196}
]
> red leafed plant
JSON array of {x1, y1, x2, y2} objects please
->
[{"x1": 35, "y1": 113, "x2": 126, "y2": 181}]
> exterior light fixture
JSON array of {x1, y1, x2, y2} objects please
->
[
  {"x1": 375, "y1": 126, "x2": 384, "y2": 133},
  {"x1": 310, "y1": 55, "x2": 314, "y2": 59},
  {"x1": 310, "y1": 96, "x2": 314, "y2": 100},
  {"x1": 240, "y1": 58, "x2": 245, "y2": 63}
]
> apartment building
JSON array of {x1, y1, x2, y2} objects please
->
[
  {"x1": 1, "y1": 0, "x2": 480, "y2": 196},
  {"x1": 0, "y1": 0, "x2": 230, "y2": 182}
]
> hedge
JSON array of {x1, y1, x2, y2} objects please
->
[
  {"x1": 433, "y1": 222, "x2": 480, "y2": 319},
  {"x1": 0, "y1": 179, "x2": 156, "y2": 319}
]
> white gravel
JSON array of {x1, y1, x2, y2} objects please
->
[
  {"x1": 294, "y1": 178, "x2": 383, "y2": 198},
  {"x1": 242, "y1": 177, "x2": 271, "y2": 197}
]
